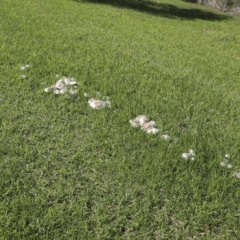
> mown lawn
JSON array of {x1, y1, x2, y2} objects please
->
[{"x1": 0, "y1": 0, "x2": 240, "y2": 239}]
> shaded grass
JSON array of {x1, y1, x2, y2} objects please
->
[
  {"x1": 0, "y1": 0, "x2": 240, "y2": 239},
  {"x1": 79, "y1": 0, "x2": 231, "y2": 20}
]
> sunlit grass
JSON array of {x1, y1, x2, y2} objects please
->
[{"x1": 0, "y1": 0, "x2": 240, "y2": 238}]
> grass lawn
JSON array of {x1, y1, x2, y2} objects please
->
[{"x1": 0, "y1": 0, "x2": 240, "y2": 239}]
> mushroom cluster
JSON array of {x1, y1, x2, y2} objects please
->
[
  {"x1": 44, "y1": 77, "x2": 78, "y2": 95},
  {"x1": 130, "y1": 115, "x2": 159, "y2": 134},
  {"x1": 88, "y1": 98, "x2": 111, "y2": 110}
]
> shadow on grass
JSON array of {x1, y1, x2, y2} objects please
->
[
  {"x1": 182, "y1": 0, "x2": 199, "y2": 3},
  {"x1": 75, "y1": 0, "x2": 230, "y2": 20}
]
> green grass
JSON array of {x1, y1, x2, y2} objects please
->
[{"x1": 1, "y1": 0, "x2": 240, "y2": 239}]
